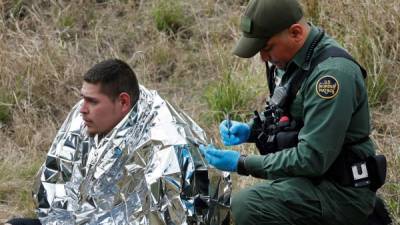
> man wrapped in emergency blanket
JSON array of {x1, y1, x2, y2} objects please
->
[{"x1": 33, "y1": 86, "x2": 231, "y2": 225}]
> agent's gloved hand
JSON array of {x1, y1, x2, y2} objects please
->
[
  {"x1": 219, "y1": 120, "x2": 250, "y2": 146},
  {"x1": 199, "y1": 144, "x2": 240, "y2": 172}
]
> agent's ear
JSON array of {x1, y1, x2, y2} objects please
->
[
  {"x1": 288, "y1": 23, "x2": 305, "y2": 42},
  {"x1": 118, "y1": 92, "x2": 132, "y2": 114}
]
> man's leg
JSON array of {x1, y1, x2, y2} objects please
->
[
  {"x1": 231, "y1": 178, "x2": 324, "y2": 225},
  {"x1": 366, "y1": 196, "x2": 392, "y2": 225},
  {"x1": 231, "y1": 177, "x2": 375, "y2": 225},
  {"x1": 5, "y1": 218, "x2": 41, "y2": 225}
]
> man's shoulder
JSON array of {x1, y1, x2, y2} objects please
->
[
  {"x1": 311, "y1": 39, "x2": 364, "y2": 80},
  {"x1": 302, "y1": 43, "x2": 365, "y2": 97},
  {"x1": 314, "y1": 56, "x2": 363, "y2": 82}
]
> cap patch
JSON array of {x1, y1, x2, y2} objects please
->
[
  {"x1": 315, "y1": 76, "x2": 339, "y2": 99},
  {"x1": 240, "y1": 16, "x2": 252, "y2": 33}
]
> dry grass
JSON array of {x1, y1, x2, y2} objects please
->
[{"x1": 0, "y1": 0, "x2": 399, "y2": 224}]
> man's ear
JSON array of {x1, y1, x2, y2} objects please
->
[
  {"x1": 118, "y1": 92, "x2": 132, "y2": 114},
  {"x1": 288, "y1": 24, "x2": 304, "y2": 42}
]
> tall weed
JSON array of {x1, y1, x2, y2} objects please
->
[
  {"x1": 203, "y1": 71, "x2": 254, "y2": 123},
  {"x1": 151, "y1": 0, "x2": 190, "y2": 34}
]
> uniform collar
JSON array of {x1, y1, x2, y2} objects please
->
[{"x1": 291, "y1": 24, "x2": 320, "y2": 71}]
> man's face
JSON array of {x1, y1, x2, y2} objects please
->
[
  {"x1": 80, "y1": 82, "x2": 125, "y2": 136},
  {"x1": 259, "y1": 29, "x2": 298, "y2": 69}
]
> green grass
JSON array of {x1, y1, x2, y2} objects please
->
[
  {"x1": 151, "y1": 0, "x2": 189, "y2": 34},
  {"x1": 0, "y1": 157, "x2": 42, "y2": 217},
  {"x1": 10, "y1": 0, "x2": 25, "y2": 18},
  {"x1": 354, "y1": 33, "x2": 390, "y2": 107},
  {"x1": 0, "y1": 89, "x2": 13, "y2": 124},
  {"x1": 58, "y1": 15, "x2": 75, "y2": 29},
  {"x1": 382, "y1": 182, "x2": 400, "y2": 224},
  {"x1": 203, "y1": 70, "x2": 255, "y2": 123},
  {"x1": 366, "y1": 73, "x2": 389, "y2": 108}
]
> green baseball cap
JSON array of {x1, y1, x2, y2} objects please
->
[{"x1": 233, "y1": 0, "x2": 303, "y2": 58}]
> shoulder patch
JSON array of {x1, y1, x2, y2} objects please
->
[{"x1": 315, "y1": 75, "x2": 339, "y2": 99}]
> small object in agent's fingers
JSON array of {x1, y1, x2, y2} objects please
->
[{"x1": 225, "y1": 113, "x2": 231, "y2": 137}]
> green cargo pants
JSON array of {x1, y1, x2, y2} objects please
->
[{"x1": 231, "y1": 177, "x2": 375, "y2": 225}]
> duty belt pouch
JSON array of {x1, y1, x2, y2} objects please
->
[
  {"x1": 255, "y1": 133, "x2": 278, "y2": 155},
  {"x1": 254, "y1": 131, "x2": 299, "y2": 155},
  {"x1": 325, "y1": 150, "x2": 354, "y2": 186},
  {"x1": 327, "y1": 151, "x2": 387, "y2": 191},
  {"x1": 367, "y1": 155, "x2": 387, "y2": 192},
  {"x1": 276, "y1": 131, "x2": 298, "y2": 150}
]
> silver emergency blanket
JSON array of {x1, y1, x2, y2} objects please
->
[{"x1": 33, "y1": 86, "x2": 231, "y2": 225}]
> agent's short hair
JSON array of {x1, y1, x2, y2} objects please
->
[{"x1": 83, "y1": 59, "x2": 139, "y2": 106}]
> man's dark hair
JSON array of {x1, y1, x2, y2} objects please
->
[{"x1": 83, "y1": 59, "x2": 140, "y2": 106}]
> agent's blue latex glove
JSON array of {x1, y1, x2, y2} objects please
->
[
  {"x1": 219, "y1": 120, "x2": 250, "y2": 146},
  {"x1": 199, "y1": 144, "x2": 240, "y2": 172}
]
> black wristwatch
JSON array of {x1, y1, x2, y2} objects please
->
[{"x1": 237, "y1": 155, "x2": 249, "y2": 176}]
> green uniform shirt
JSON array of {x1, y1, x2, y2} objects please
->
[{"x1": 243, "y1": 25, "x2": 375, "y2": 224}]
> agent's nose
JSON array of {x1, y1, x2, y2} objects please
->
[{"x1": 259, "y1": 49, "x2": 271, "y2": 62}]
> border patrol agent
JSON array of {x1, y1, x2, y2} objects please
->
[{"x1": 200, "y1": 0, "x2": 390, "y2": 224}]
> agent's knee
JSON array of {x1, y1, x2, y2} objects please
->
[
  {"x1": 231, "y1": 183, "x2": 286, "y2": 225},
  {"x1": 231, "y1": 189, "x2": 253, "y2": 224}
]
